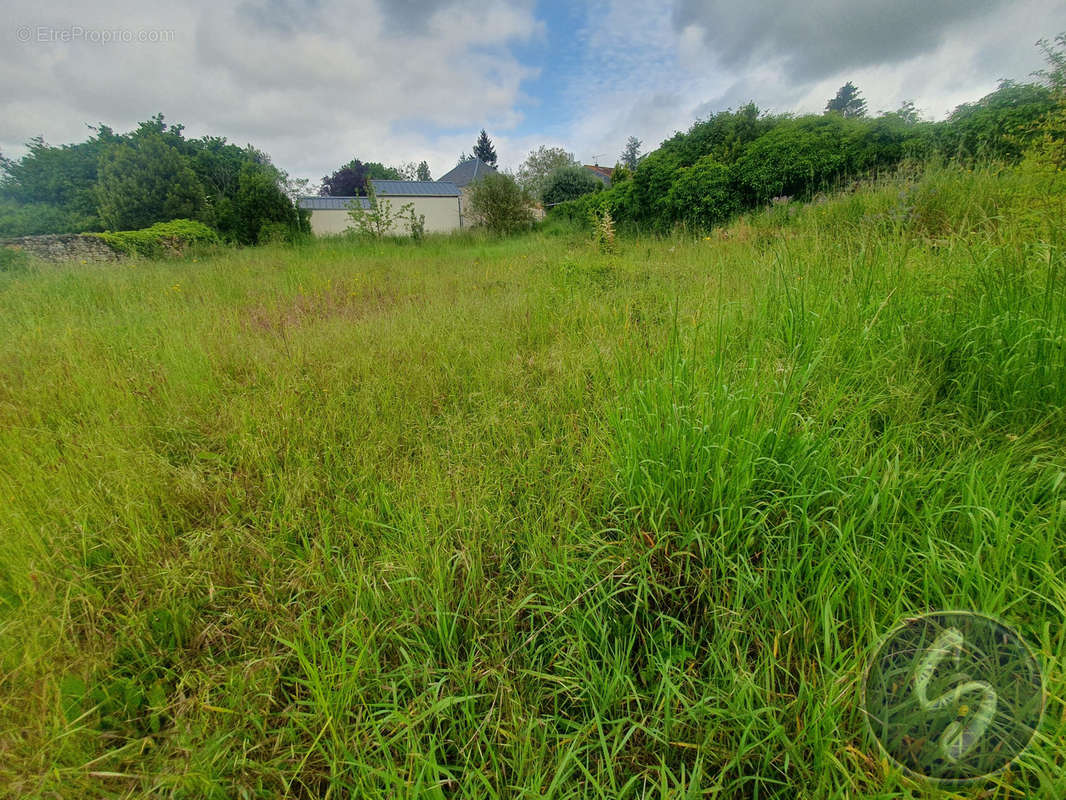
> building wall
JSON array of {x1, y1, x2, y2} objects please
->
[
  {"x1": 308, "y1": 208, "x2": 356, "y2": 235},
  {"x1": 309, "y1": 196, "x2": 462, "y2": 236}
]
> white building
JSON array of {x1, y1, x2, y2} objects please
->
[{"x1": 299, "y1": 180, "x2": 462, "y2": 236}]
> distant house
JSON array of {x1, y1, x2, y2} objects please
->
[
  {"x1": 438, "y1": 157, "x2": 497, "y2": 189},
  {"x1": 584, "y1": 165, "x2": 614, "y2": 187},
  {"x1": 299, "y1": 180, "x2": 462, "y2": 236},
  {"x1": 438, "y1": 157, "x2": 498, "y2": 227}
]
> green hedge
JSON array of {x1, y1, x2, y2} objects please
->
[{"x1": 92, "y1": 219, "x2": 220, "y2": 257}]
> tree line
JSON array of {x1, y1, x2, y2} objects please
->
[
  {"x1": 0, "y1": 114, "x2": 309, "y2": 244},
  {"x1": 549, "y1": 61, "x2": 1064, "y2": 233}
]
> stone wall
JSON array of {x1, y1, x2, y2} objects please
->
[{"x1": 1, "y1": 234, "x2": 122, "y2": 262}]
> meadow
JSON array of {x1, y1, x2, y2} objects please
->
[{"x1": 1, "y1": 164, "x2": 1064, "y2": 798}]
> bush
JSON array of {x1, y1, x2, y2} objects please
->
[
  {"x1": 541, "y1": 166, "x2": 603, "y2": 206},
  {"x1": 666, "y1": 157, "x2": 740, "y2": 229},
  {"x1": 0, "y1": 200, "x2": 99, "y2": 238},
  {"x1": 234, "y1": 164, "x2": 301, "y2": 245},
  {"x1": 93, "y1": 219, "x2": 220, "y2": 258},
  {"x1": 464, "y1": 173, "x2": 535, "y2": 235}
]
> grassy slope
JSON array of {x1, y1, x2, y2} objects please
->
[{"x1": 0, "y1": 165, "x2": 1064, "y2": 798}]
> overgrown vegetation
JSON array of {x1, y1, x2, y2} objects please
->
[
  {"x1": 0, "y1": 114, "x2": 308, "y2": 244},
  {"x1": 345, "y1": 183, "x2": 419, "y2": 239},
  {"x1": 91, "y1": 219, "x2": 220, "y2": 257},
  {"x1": 1, "y1": 160, "x2": 1063, "y2": 798},
  {"x1": 465, "y1": 171, "x2": 535, "y2": 234},
  {"x1": 551, "y1": 60, "x2": 1063, "y2": 233}
]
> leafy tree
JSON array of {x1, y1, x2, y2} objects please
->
[
  {"x1": 0, "y1": 129, "x2": 118, "y2": 231},
  {"x1": 541, "y1": 166, "x2": 603, "y2": 206},
  {"x1": 394, "y1": 161, "x2": 418, "y2": 180},
  {"x1": 320, "y1": 159, "x2": 402, "y2": 196},
  {"x1": 667, "y1": 157, "x2": 739, "y2": 228},
  {"x1": 620, "y1": 136, "x2": 643, "y2": 169},
  {"x1": 734, "y1": 115, "x2": 855, "y2": 205},
  {"x1": 95, "y1": 134, "x2": 208, "y2": 230},
  {"x1": 891, "y1": 100, "x2": 921, "y2": 125},
  {"x1": 1, "y1": 115, "x2": 301, "y2": 239},
  {"x1": 473, "y1": 130, "x2": 498, "y2": 167},
  {"x1": 826, "y1": 82, "x2": 868, "y2": 118},
  {"x1": 942, "y1": 81, "x2": 1057, "y2": 161},
  {"x1": 516, "y1": 146, "x2": 577, "y2": 199},
  {"x1": 416, "y1": 161, "x2": 432, "y2": 181},
  {"x1": 234, "y1": 163, "x2": 300, "y2": 244},
  {"x1": 464, "y1": 172, "x2": 533, "y2": 234},
  {"x1": 1033, "y1": 32, "x2": 1066, "y2": 94},
  {"x1": 457, "y1": 152, "x2": 474, "y2": 166}
]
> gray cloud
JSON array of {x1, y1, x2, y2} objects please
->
[
  {"x1": 673, "y1": 0, "x2": 1009, "y2": 81},
  {"x1": 1, "y1": 0, "x2": 537, "y2": 179}
]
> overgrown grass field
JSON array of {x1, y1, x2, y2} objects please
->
[{"x1": 1, "y1": 166, "x2": 1064, "y2": 798}]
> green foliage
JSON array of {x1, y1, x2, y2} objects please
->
[
  {"x1": 516, "y1": 145, "x2": 577, "y2": 199},
  {"x1": 734, "y1": 115, "x2": 855, "y2": 205},
  {"x1": 941, "y1": 81, "x2": 1058, "y2": 162},
  {"x1": 0, "y1": 129, "x2": 115, "y2": 230},
  {"x1": 473, "y1": 129, "x2": 497, "y2": 167},
  {"x1": 345, "y1": 182, "x2": 415, "y2": 238},
  {"x1": 92, "y1": 218, "x2": 219, "y2": 257},
  {"x1": 234, "y1": 163, "x2": 301, "y2": 245},
  {"x1": 464, "y1": 172, "x2": 534, "y2": 234},
  {"x1": 610, "y1": 163, "x2": 632, "y2": 184},
  {"x1": 404, "y1": 206, "x2": 426, "y2": 241},
  {"x1": 666, "y1": 156, "x2": 738, "y2": 228},
  {"x1": 1, "y1": 165, "x2": 1064, "y2": 797},
  {"x1": 620, "y1": 135, "x2": 642, "y2": 169},
  {"x1": 0, "y1": 246, "x2": 32, "y2": 273},
  {"x1": 0, "y1": 200, "x2": 98, "y2": 237},
  {"x1": 416, "y1": 160, "x2": 432, "y2": 181},
  {"x1": 94, "y1": 134, "x2": 208, "y2": 231},
  {"x1": 541, "y1": 165, "x2": 602, "y2": 206},
  {"x1": 825, "y1": 81, "x2": 868, "y2": 118},
  {"x1": 1, "y1": 115, "x2": 300, "y2": 242},
  {"x1": 590, "y1": 207, "x2": 616, "y2": 254},
  {"x1": 1033, "y1": 32, "x2": 1066, "y2": 94}
]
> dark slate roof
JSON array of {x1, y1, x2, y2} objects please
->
[
  {"x1": 370, "y1": 180, "x2": 460, "y2": 197},
  {"x1": 437, "y1": 157, "x2": 497, "y2": 188},
  {"x1": 299, "y1": 196, "x2": 370, "y2": 210}
]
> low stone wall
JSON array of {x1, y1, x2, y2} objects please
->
[{"x1": 1, "y1": 234, "x2": 122, "y2": 262}]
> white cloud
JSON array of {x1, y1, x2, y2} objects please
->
[
  {"x1": 2, "y1": 0, "x2": 540, "y2": 181},
  {"x1": 2, "y1": 0, "x2": 1064, "y2": 187}
]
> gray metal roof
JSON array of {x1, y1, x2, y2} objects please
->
[
  {"x1": 299, "y1": 196, "x2": 370, "y2": 210},
  {"x1": 438, "y1": 157, "x2": 497, "y2": 188},
  {"x1": 370, "y1": 180, "x2": 460, "y2": 197}
]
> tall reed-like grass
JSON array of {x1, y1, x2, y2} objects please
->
[{"x1": 0, "y1": 164, "x2": 1063, "y2": 798}]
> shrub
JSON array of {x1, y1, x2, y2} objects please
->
[
  {"x1": 541, "y1": 166, "x2": 603, "y2": 206},
  {"x1": 465, "y1": 173, "x2": 535, "y2": 235},
  {"x1": 234, "y1": 164, "x2": 301, "y2": 245},
  {"x1": 666, "y1": 157, "x2": 740, "y2": 229},
  {"x1": 346, "y1": 183, "x2": 415, "y2": 239},
  {"x1": 92, "y1": 219, "x2": 219, "y2": 258},
  {"x1": 0, "y1": 200, "x2": 99, "y2": 238}
]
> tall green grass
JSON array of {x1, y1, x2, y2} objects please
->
[{"x1": 0, "y1": 165, "x2": 1063, "y2": 798}]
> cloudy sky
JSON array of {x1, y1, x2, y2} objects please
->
[{"x1": 4, "y1": 1, "x2": 1064, "y2": 184}]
